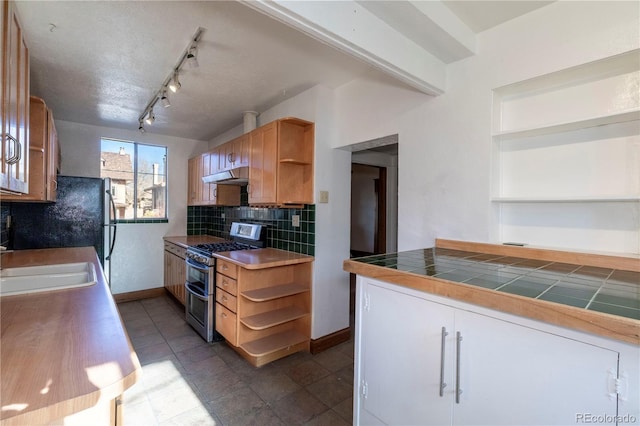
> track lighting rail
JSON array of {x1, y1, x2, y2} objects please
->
[{"x1": 138, "y1": 26, "x2": 205, "y2": 132}]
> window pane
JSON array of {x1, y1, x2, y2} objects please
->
[
  {"x1": 137, "y1": 144, "x2": 167, "y2": 218},
  {"x1": 101, "y1": 140, "x2": 134, "y2": 219}
]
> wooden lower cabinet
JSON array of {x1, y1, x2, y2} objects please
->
[
  {"x1": 215, "y1": 259, "x2": 311, "y2": 367},
  {"x1": 163, "y1": 242, "x2": 186, "y2": 305},
  {"x1": 354, "y1": 276, "x2": 638, "y2": 426}
]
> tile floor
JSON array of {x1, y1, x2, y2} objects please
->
[{"x1": 117, "y1": 295, "x2": 354, "y2": 426}]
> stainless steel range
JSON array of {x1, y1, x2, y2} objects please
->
[{"x1": 184, "y1": 222, "x2": 264, "y2": 342}]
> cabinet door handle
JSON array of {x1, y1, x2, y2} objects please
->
[
  {"x1": 228, "y1": 153, "x2": 235, "y2": 164},
  {"x1": 455, "y1": 331, "x2": 463, "y2": 404},
  {"x1": 222, "y1": 295, "x2": 227, "y2": 302},
  {"x1": 4, "y1": 134, "x2": 19, "y2": 164},
  {"x1": 439, "y1": 327, "x2": 448, "y2": 397},
  {"x1": 221, "y1": 312, "x2": 227, "y2": 318}
]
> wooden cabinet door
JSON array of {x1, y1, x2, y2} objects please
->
[
  {"x1": 1, "y1": 0, "x2": 7, "y2": 190},
  {"x1": 218, "y1": 141, "x2": 232, "y2": 171},
  {"x1": 452, "y1": 310, "x2": 618, "y2": 426},
  {"x1": 231, "y1": 134, "x2": 249, "y2": 168},
  {"x1": 355, "y1": 277, "x2": 453, "y2": 426},
  {"x1": 1, "y1": 1, "x2": 29, "y2": 194},
  {"x1": 248, "y1": 122, "x2": 277, "y2": 204},
  {"x1": 46, "y1": 108, "x2": 58, "y2": 200},
  {"x1": 200, "y1": 152, "x2": 210, "y2": 204},
  {"x1": 187, "y1": 156, "x2": 200, "y2": 205}
]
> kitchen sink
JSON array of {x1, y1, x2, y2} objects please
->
[{"x1": 0, "y1": 262, "x2": 97, "y2": 296}]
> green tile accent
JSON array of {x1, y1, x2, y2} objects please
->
[
  {"x1": 186, "y1": 204, "x2": 316, "y2": 255},
  {"x1": 351, "y1": 248, "x2": 639, "y2": 322}
]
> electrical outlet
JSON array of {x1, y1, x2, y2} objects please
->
[
  {"x1": 319, "y1": 190, "x2": 329, "y2": 203},
  {"x1": 292, "y1": 215, "x2": 300, "y2": 227}
]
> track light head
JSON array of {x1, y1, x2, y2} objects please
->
[
  {"x1": 161, "y1": 90, "x2": 171, "y2": 108},
  {"x1": 186, "y1": 47, "x2": 198, "y2": 68},
  {"x1": 169, "y1": 73, "x2": 181, "y2": 93},
  {"x1": 145, "y1": 109, "x2": 155, "y2": 125},
  {"x1": 138, "y1": 121, "x2": 145, "y2": 133}
]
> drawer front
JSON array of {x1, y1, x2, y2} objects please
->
[
  {"x1": 216, "y1": 272, "x2": 237, "y2": 296},
  {"x1": 216, "y1": 259, "x2": 237, "y2": 279},
  {"x1": 164, "y1": 242, "x2": 186, "y2": 258},
  {"x1": 216, "y1": 303, "x2": 237, "y2": 346},
  {"x1": 216, "y1": 288, "x2": 237, "y2": 312}
]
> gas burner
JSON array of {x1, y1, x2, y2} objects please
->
[
  {"x1": 191, "y1": 241, "x2": 257, "y2": 256},
  {"x1": 186, "y1": 222, "x2": 265, "y2": 266}
]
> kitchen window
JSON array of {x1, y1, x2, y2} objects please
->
[{"x1": 100, "y1": 138, "x2": 168, "y2": 222}]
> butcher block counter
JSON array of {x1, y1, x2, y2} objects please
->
[
  {"x1": 0, "y1": 247, "x2": 141, "y2": 426},
  {"x1": 213, "y1": 247, "x2": 314, "y2": 269},
  {"x1": 344, "y1": 239, "x2": 640, "y2": 345}
]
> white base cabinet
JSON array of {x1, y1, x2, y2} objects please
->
[{"x1": 354, "y1": 276, "x2": 638, "y2": 426}]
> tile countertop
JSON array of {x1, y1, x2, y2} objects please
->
[
  {"x1": 0, "y1": 247, "x2": 141, "y2": 426},
  {"x1": 344, "y1": 240, "x2": 640, "y2": 345}
]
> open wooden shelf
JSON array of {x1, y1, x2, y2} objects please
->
[
  {"x1": 240, "y1": 330, "x2": 309, "y2": 357},
  {"x1": 240, "y1": 306, "x2": 307, "y2": 330},
  {"x1": 241, "y1": 283, "x2": 309, "y2": 302}
]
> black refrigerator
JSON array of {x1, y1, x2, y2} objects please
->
[{"x1": 7, "y1": 175, "x2": 117, "y2": 286}]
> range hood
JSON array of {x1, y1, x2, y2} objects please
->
[{"x1": 202, "y1": 167, "x2": 248, "y2": 185}]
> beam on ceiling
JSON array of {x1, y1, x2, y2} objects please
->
[{"x1": 241, "y1": 0, "x2": 446, "y2": 95}]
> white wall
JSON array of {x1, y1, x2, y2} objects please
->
[
  {"x1": 334, "y1": 1, "x2": 640, "y2": 252},
  {"x1": 55, "y1": 120, "x2": 208, "y2": 294}
]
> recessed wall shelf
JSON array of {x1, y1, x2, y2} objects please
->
[
  {"x1": 492, "y1": 109, "x2": 640, "y2": 140},
  {"x1": 491, "y1": 48, "x2": 640, "y2": 255},
  {"x1": 492, "y1": 196, "x2": 640, "y2": 203}
]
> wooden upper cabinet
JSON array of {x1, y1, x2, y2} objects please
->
[
  {"x1": 187, "y1": 156, "x2": 201, "y2": 206},
  {"x1": 230, "y1": 133, "x2": 249, "y2": 168},
  {"x1": 249, "y1": 118, "x2": 314, "y2": 206},
  {"x1": 3, "y1": 96, "x2": 59, "y2": 202},
  {"x1": 1, "y1": 1, "x2": 30, "y2": 194},
  {"x1": 187, "y1": 151, "x2": 240, "y2": 207},
  {"x1": 248, "y1": 121, "x2": 278, "y2": 205}
]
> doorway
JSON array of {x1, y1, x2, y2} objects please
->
[
  {"x1": 351, "y1": 163, "x2": 387, "y2": 257},
  {"x1": 349, "y1": 137, "x2": 398, "y2": 320}
]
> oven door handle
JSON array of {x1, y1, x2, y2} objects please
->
[
  {"x1": 186, "y1": 257, "x2": 209, "y2": 271},
  {"x1": 185, "y1": 282, "x2": 208, "y2": 300}
]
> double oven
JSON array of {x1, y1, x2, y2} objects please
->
[{"x1": 184, "y1": 222, "x2": 264, "y2": 342}]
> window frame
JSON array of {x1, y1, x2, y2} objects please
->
[{"x1": 100, "y1": 138, "x2": 169, "y2": 223}]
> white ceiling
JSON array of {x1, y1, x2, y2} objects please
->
[{"x1": 15, "y1": 1, "x2": 553, "y2": 141}]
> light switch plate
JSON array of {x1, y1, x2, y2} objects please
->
[
  {"x1": 319, "y1": 190, "x2": 329, "y2": 203},
  {"x1": 292, "y1": 215, "x2": 300, "y2": 227}
]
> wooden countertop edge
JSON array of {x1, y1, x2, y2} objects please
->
[
  {"x1": 213, "y1": 248, "x2": 314, "y2": 269},
  {"x1": 344, "y1": 259, "x2": 640, "y2": 346},
  {"x1": 436, "y1": 238, "x2": 640, "y2": 272}
]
